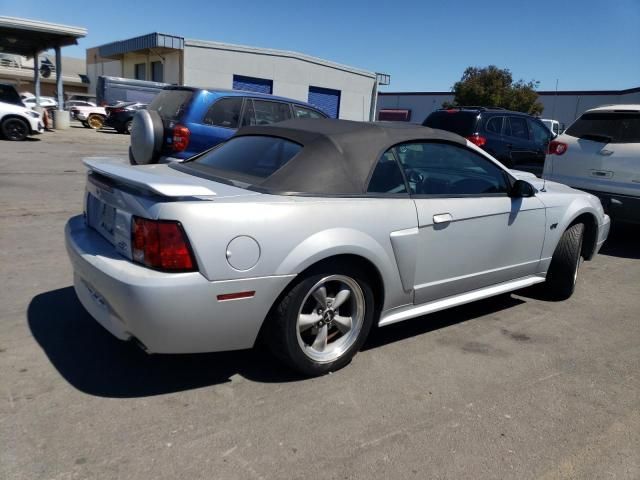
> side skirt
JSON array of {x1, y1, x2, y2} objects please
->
[{"x1": 378, "y1": 275, "x2": 546, "y2": 327}]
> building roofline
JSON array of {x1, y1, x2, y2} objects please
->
[
  {"x1": 380, "y1": 86, "x2": 640, "y2": 96},
  {"x1": 184, "y1": 38, "x2": 377, "y2": 79},
  {"x1": 0, "y1": 16, "x2": 86, "y2": 37}
]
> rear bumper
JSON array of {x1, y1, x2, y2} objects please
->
[
  {"x1": 584, "y1": 189, "x2": 640, "y2": 224},
  {"x1": 65, "y1": 215, "x2": 294, "y2": 353}
]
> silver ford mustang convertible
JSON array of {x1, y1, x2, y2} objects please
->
[{"x1": 65, "y1": 119, "x2": 610, "y2": 375}]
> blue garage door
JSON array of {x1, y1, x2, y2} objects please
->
[
  {"x1": 308, "y1": 86, "x2": 341, "y2": 118},
  {"x1": 232, "y1": 75, "x2": 273, "y2": 94}
]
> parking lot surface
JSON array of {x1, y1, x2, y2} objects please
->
[{"x1": 1, "y1": 127, "x2": 639, "y2": 480}]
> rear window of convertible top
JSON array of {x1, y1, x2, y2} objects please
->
[{"x1": 176, "y1": 136, "x2": 303, "y2": 186}]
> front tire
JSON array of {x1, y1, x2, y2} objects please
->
[
  {"x1": 268, "y1": 265, "x2": 376, "y2": 376},
  {"x1": 545, "y1": 223, "x2": 584, "y2": 300},
  {"x1": 1, "y1": 117, "x2": 29, "y2": 141}
]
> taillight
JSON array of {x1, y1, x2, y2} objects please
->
[
  {"x1": 548, "y1": 140, "x2": 568, "y2": 155},
  {"x1": 172, "y1": 124, "x2": 190, "y2": 152},
  {"x1": 131, "y1": 217, "x2": 196, "y2": 272},
  {"x1": 110, "y1": 107, "x2": 125, "y2": 113},
  {"x1": 466, "y1": 134, "x2": 487, "y2": 147}
]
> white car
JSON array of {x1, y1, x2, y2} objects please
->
[
  {"x1": 22, "y1": 96, "x2": 58, "y2": 109},
  {"x1": 544, "y1": 104, "x2": 640, "y2": 223},
  {"x1": 70, "y1": 105, "x2": 107, "y2": 129},
  {"x1": 0, "y1": 100, "x2": 44, "y2": 141}
]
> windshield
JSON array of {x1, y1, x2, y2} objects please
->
[
  {"x1": 148, "y1": 89, "x2": 193, "y2": 122},
  {"x1": 183, "y1": 135, "x2": 302, "y2": 184},
  {"x1": 423, "y1": 111, "x2": 479, "y2": 137},
  {"x1": 565, "y1": 112, "x2": 640, "y2": 143}
]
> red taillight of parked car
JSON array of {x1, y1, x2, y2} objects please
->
[
  {"x1": 466, "y1": 134, "x2": 487, "y2": 147},
  {"x1": 172, "y1": 124, "x2": 190, "y2": 152},
  {"x1": 548, "y1": 140, "x2": 568, "y2": 155},
  {"x1": 131, "y1": 217, "x2": 197, "y2": 272}
]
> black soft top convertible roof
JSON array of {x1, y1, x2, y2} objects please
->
[{"x1": 230, "y1": 119, "x2": 466, "y2": 195}]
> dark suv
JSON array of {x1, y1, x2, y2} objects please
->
[
  {"x1": 130, "y1": 87, "x2": 327, "y2": 164},
  {"x1": 423, "y1": 107, "x2": 552, "y2": 176}
]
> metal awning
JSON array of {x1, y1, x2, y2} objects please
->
[
  {"x1": 99, "y1": 33, "x2": 184, "y2": 58},
  {"x1": 0, "y1": 16, "x2": 87, "y2": 56}
]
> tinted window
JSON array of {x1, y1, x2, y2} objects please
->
[
  {"x1": 529, "y1": 119, "x2": 551, "y2": 145},
  {"x1": 392, "y1": 142, "x2": 510, "y2": 195},
  {"x1": 148, "y1": 89, "x2": 193, "y2": 122},
  {"x1": 423, "y1": 111, "x2": 478, "y2": 137},
  {"x1": 241, "y1": 99, "x2": 256, "y2": 127},
  {"x1": 367, "y1": 152, "x2": 407, "y2": 194},
  {"x1": 203, "y1": 97, "x2": 243, "y2": 128},
  {"x1": 134, "y1": 63, "x2": 146, "y2": 81},
  {"x1": 151, "y1": 61, "x2": 163, "y2": 82},
  {"x1": 192, "y1": 136, "x2": 301, "y2": 179},
  {"x1": 293, "y1": 105, "x2": 325, "y2": 119},
  {"x1": 0, "y1": 84, "x2": 23, "y2": 106},
  {"x1": 565, "y1": 112, "x2": 640, "y2": 143},
  {"x1": 485, "y1": 116, "x2": 503, "y2": 134},
  {"x1": 253, "y1": 100, "x2": 291, "y2": 125},
  {"x1": 506, "y1": 117, "x2": 529, "y2": 139}
]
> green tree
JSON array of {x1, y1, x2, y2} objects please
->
[{"x1": 445, "y1": 66, "x2": 543, "y2": 115}]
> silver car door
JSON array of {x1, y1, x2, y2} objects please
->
[{"x1": 392, "y1": 141, "x2": 546, "y2": 305}]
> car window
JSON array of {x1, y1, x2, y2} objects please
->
[
  {"x1": 505, "y1": 117, "x2": 529, "y2": 140},
  {"x1": 192, "y1": 136, "x2": 301, "y2": 179},
  {"x1": 529, "y1": 119, "x2": 551, "y2": 145},
  {"x1": 423, "y1": 110, "x2": 478, "y2": 136},
  {"x1": 485, "y1": 116, "x2": 503, "y2": 134},
  {"x1": 293, "y1": 105, "x2": 325, "y2": 119},
  {"x1": 392, "y1": 142, "x2": 510, "y2": 196},
  {"x1": 367, "y1": 151, "x2": 407, "y2": 194},
  {"x1": 240, "y1": 99, "x2": 256, "y2": 127},
  {"x1": 148, "y1": 89, "x2": 193, "y2": 122},
  {"x1": 202, "y1": 97, "x2": 243, "y2": 128},
  {"x1": 253, "y1": 100, "x2": 292, "y2": 125},
  {"x1": 565, "y1": 112, "x2": 640, "y2": 144}
]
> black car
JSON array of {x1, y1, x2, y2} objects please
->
[
  {"x1": 423, "y1": 107, "x2": 552, "y2": 176},
  {"x1": 104, "y1": 102, "x2": 147, "y2": 134}
]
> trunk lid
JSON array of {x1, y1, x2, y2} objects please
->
[{"x1": 82, "y1": 157, "x2": 258, "y2": 260}]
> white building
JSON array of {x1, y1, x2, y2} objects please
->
[
  {"x1": 87, "y1": 33, "x2": 381, "y2": 120},
  {"x1": 377, "y1": 86, "x2": 640, "y2": 127}
]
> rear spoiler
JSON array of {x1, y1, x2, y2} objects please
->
[{"x1": 83, "y1": 157, "x2": 218, "y2": 197}]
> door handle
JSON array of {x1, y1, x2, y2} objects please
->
[
  {"x1": 599, "y1": 149, "x2": 614, "y2": 156},
  {"x1": 433, "y1": 213, "x2": 453, "y2": 224}
]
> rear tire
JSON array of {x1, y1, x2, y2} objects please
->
[
  {"x1": 1, "y1": 117, "x2": 29, "y2": 141},
  {"x1": 81, "y1": 121, "x2": 89, "y2": 128},
  {"x1": 545, "y1": 223, "x2": 584, "y2": 300},
  {"x1": 267, "y1": 264, "x2": 376, "y2": 376}
]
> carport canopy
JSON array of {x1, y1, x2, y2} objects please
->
[{"x1": 0, "y1": 16, "x2": 87, "y2": 108}]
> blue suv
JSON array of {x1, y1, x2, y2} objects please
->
[{"x1": 130, "y1": 86, "x2": 327, "y2": 164}]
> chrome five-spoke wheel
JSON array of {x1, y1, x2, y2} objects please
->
[{"x1": 296, "y1": 275, "x2": 365, "y2": 363}]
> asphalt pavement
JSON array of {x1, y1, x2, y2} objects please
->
[{"x1": 1, "y1": 126, "x2": 638, "y2": 479}]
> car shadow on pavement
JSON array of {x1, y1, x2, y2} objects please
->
[
  {"x1": 27, "y1": 286, "x2": 304, "y2": 398},
  {"x1": 599, "y1": 222, "x2": 640, "y2": 260},
  {"x1": 364, "y1": 294, "x2": 524, "y2": 350}
]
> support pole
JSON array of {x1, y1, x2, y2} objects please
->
[
  {"x1": 33, "y1": 51, "x2": 41, "y2": 107},
  {"x1": 53, "y1": 45, "x2": 70, "y2": 129},
  {"x1": 55, "y1": 45, "x2": 63, "y2": 107}
]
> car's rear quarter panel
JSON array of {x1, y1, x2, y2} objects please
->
[{"x1": 158, "y1": 196, "x2": 418, "y2": 311}]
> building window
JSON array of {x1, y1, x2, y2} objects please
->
[
  {"x1": 151, "y1": 61, "x2": 163, "y2": 83},
  {"x1": 232, "y1": 75, "x2": 273, "y2": 94},
  {"x1": 134, "y1": 63, "x2": 146, "y2": 81},
  {"x1": 378, "y1": 109, "x2": 411, "y2": 122}
]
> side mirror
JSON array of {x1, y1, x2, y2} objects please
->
[{"x1": 510, "y1": 179, "x2": 535, "y2": 198}]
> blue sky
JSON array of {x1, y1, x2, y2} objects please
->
[{"x1": 2, "y1": 0, "x2": 639, "y2": 92}]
